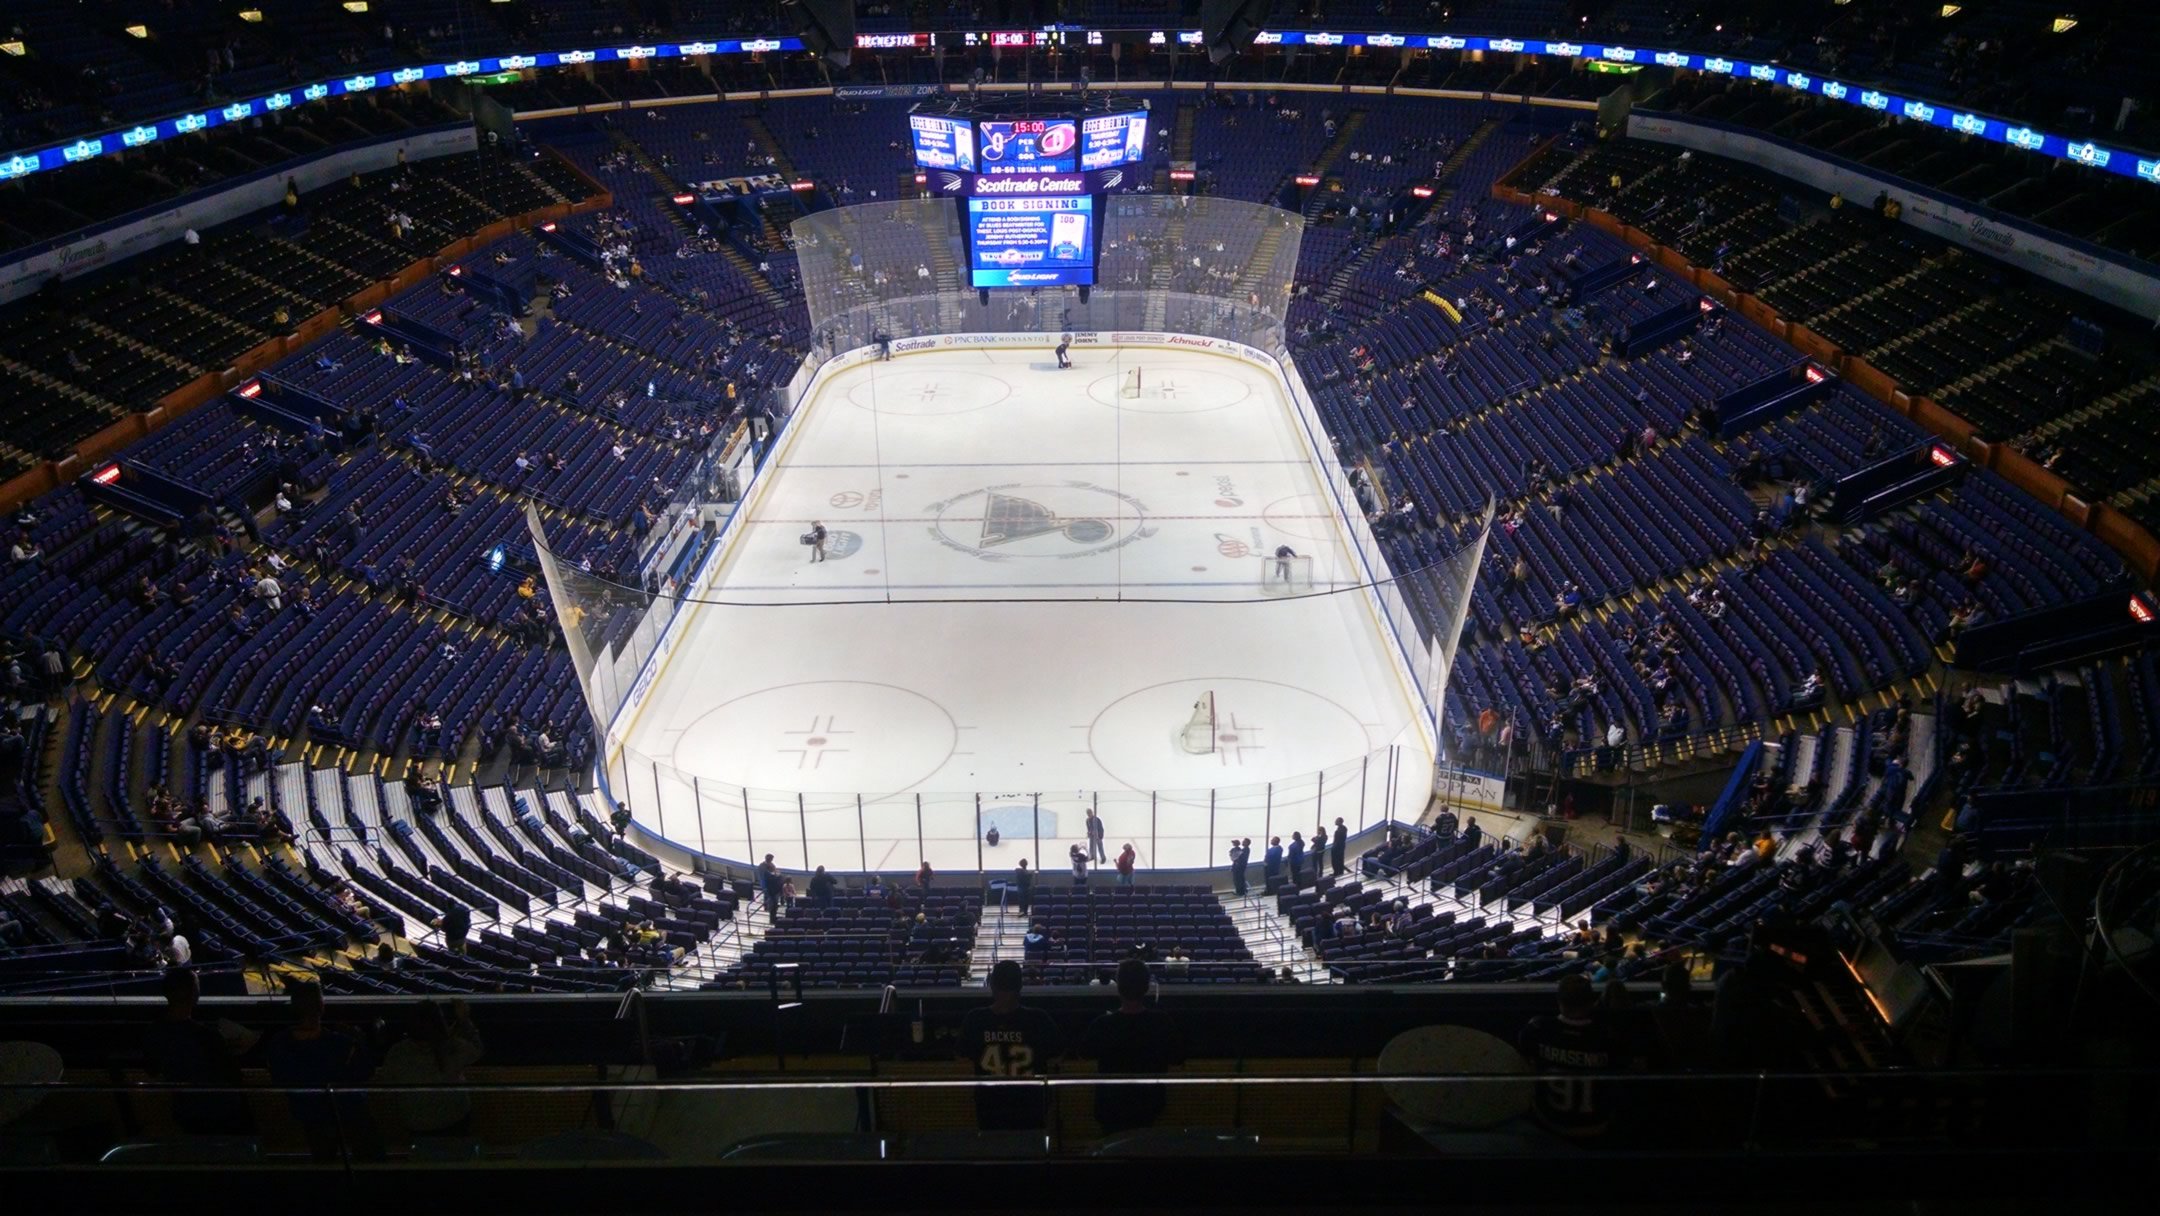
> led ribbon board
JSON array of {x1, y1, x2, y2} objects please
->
[{"x1": 7, "y1": 31, "x2": 2152, "y2": 188}]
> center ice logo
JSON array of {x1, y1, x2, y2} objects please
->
[
  {"x1": 924, "y1": 482, "x2": 1152, "y2": 561},
  {"x1": 980, "y1": 492, "x2": 1110, "y2": 546}
]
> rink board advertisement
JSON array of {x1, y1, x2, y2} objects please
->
[
  {"x1": 1433, "y1": 766, "x2": 1509, "y2": 814},
  {"x1": 964, "y1": 194, "x2": 1098, "y2": 288}
]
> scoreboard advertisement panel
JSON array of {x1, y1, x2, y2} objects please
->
[
  {"x1": 908, "y1": 113, "x2": 976, "y2": 172},
  {"x1": 976, "y1": 119, "x2": 1079, "y2": 175},
  {"x1": 965, "y1": 195, "x2": 1097, "y2": 288},
  {"x1": 909, "y1": 107, "x2": 1148, "y2": 179},
  {"x1": 1079, "y1": 111, "x2": 1148, "y2": 170}
]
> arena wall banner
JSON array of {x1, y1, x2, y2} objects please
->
[
  {"x1": 1626, "y1": 112, "x2": 2160, "y2": 317},
  {"x1": 0, "y1": 124, "x2": 476, "y2": 305}
]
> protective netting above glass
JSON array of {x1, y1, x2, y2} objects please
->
[{"x1": 792, "y1": 194, "x2": 1301, "y2": 354}]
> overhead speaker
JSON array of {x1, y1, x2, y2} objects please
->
[
  {"x1": 1202, "y1": 0, "x2": 1273, "y2": 66},
  {"x1": 782, "y1": 0, "x2": 855, "y2": 69}
]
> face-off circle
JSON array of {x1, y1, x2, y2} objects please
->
[
  {"x1": 845, "y1": 368, "x2": 1010, "y2": 416},
  {"x1": 1260, "y1": 493, "x2": 1342, "y2": 543},
  {"x1": 669, "y1": 681, "x2": 960, "y2": 795},
  {"x1": 1086, "y1": 366, "x2": 1251, "y2": 414},
  {"x1": 1086, "y1": 677, "x2": 1374, "y2": 794}
]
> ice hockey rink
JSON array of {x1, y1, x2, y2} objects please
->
[{"x1": 612, "y1": 343, "x2": 1431, "y2": 872}]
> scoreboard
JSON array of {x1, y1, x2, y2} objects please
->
[
  {"x1": 908, "y1": 101, "x2": 1147, "y2": 291},
  {"x1": 978, "y1": 118, "x2": 1079, "y2": 175},
  {"x1": 910, "y1": 108, "x2": 1147, "y2": 177},
  {"x1": 964, "y1": 195, "x2": 1097, "y2": 288}
]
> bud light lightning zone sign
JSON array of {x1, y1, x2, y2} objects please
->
[{"x1": 965, "y1": 195, "x2": 1096, "y2": 288}]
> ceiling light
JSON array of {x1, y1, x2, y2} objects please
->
[
  {"x1": 343, "y1": 1, "x2": 370, "y2": 13},
  {"x1": 0, "y1": 40, "x2": 24, "y2": 57},
  {"x1": 2052, "y1": 16, "x2": 2078, "y2": 33},
  {"x1": 125, "y1": 24, "x2": 150, "y2": 38},
  {"x1": 239, "y1": 9, "x2": 264, "y2": 22},
  {"x1": 1939, "y1": 4, "x2": 1961, "y2": 16}
]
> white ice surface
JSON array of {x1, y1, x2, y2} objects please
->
[{"x1": 615, "y1": 346, "x2": 1427, "y2": 871}]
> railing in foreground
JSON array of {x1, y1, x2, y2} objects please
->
[{"x1": 0, "y1": 1066, "x2": 2149, "y2": 1168}]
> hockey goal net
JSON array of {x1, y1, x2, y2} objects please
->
[
  {"x1": 1258, "y1": 553, "x2": 1315, "y2": 595},
  {"x1": 1119, "y1": 366, "x2": 1143, "y2": 399},
  {"x1": 1178, "y1": 692, "x2": 1216, "y2": 754}
]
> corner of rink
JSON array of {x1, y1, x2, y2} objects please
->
[{"x1": 604, "y1": 334, "x2": 1442, "y2": 872}]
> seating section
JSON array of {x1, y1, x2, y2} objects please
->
[
  {"x1": 7, "y1": 0, "x2": 2149, "y2": 247},
  {"x1": 0, "y1": 150, "x2": 595, "y2": 473},
  {"x1": 1299, "y1": 832, "x2": 1655, "y2": 982},
  {"x1": 718, "y1": 886, "x2": 980, "y2": 989},
  {"x1": 526, "y1": 113, "x2": 812, "y2": 349},
  {"x1": 1, "y1": 75, "x2": 2150, "y2": 992},
  {"x1": 1315, "y1": 806, "x2": 2043, "y2": 980},
  {"x1": 1522, "y1": 127, "x2": 2160, "y2": 533},
  {"x1": 1328, "y1": 133, "x2": 2137, "y2": 769},
  {"x1": 1020, "y1": 884, "x2": 1265, "y2": 984}
]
